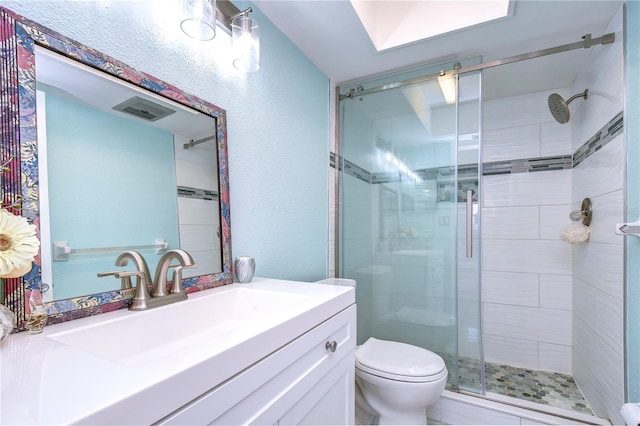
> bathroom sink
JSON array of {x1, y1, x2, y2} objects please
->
[
  {"x1": 4, "y1": 278, "x2": 355, "y2": 426},
  {"x1": 47, "y1": 286, "x2": 310, "y2": 365}
]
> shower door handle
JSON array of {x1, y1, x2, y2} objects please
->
[{"x1": 466, "y1": 190, "x2": 473, "y2": 258}]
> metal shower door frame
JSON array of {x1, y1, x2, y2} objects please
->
[{"x1": 340, "y1": 33, "x2": 615, "y2": 102}]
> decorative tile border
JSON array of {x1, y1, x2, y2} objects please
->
[
  {"x1": 343, "y1": 159, "x2": 371, "y2": 184},
  {"x1": 337, "y1": 155, "x2": 573, "y2": 186},
  {"x1": 333, "y1": 111, "x2": 624, "y2": 184},
  {"x1": 484, "y1": 155, "x2": 573, "y2": 176},
  {"x1": 329, "y1": 151, "x2": 338, "y2": 170},
  {"x1": 178, "y1": 185, "x2": 218, "y2": 201},
  {"x1": 573, "y1": 111, "x2": 623, "y2": 167},
  {"x1": 371, "y1": 171, "x2": 395, "y2": 184}
]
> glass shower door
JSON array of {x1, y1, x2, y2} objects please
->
[
  {"x1": 454, "y1": 70, "x2": 483, "y2": 392},
  {"x1": 339, "y1": 68, "x2": 482, "y2": 393}
]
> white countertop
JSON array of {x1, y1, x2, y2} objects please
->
[{"x1": 0, "y1": 278, "x2": 355, "y2": 425}]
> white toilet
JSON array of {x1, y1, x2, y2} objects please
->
[{"x1": 355, "y1": 337, "x2": 448, "y2": 425}]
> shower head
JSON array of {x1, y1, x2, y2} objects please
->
[{"x1": 547, "y1": 89, "x2": 589, "y2": 124}]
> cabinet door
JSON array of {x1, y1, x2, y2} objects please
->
[
  {"x1": 278, "y1": 350, "x2": 354, "y2": 425},
  {"x1": 158, "y1": 305, "x2": 356, "y2": 425}
]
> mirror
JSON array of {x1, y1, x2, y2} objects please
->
[
  {"x1": 36, "y1": 47, "x2": 223, "y2": 302},
  {"x1": 0, "y1": 7, "x2": 233, "y2": 330}
]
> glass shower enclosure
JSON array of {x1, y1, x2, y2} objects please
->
[{"x1": 338, "y1": 62, "x2": 483, "y2": 393}]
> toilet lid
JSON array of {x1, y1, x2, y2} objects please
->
[{"x1": 355, "y1": 337, "x2": 447, "y2": 381}]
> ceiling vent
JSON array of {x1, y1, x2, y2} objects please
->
[{"x1": 112, "y1": 96, "x2": 176, "y2": 122}]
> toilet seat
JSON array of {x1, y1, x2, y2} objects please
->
[{"x1": 355, "y1": 337, "x2": 447, "y2": 383}]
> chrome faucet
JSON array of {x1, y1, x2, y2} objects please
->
[
  {"x1": 152, "y1": 249, "x2": 196, "y2": 297},
  {"x1": 113, "y1": 270, "x2": 152, "y2": 310},
  {"x1": 97, "y1": 249, "x2": 196, "y2": 311},
  {"x1": 116, "y1": 251, "x2": 152, "y2": 288},
  {"x1": 97, "y1": 250, "x2": 150, "y2": 291}
]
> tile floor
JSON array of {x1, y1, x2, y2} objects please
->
[
  {"x1": 483, "y1": 362, "x2": 594, "y2": 415},
  {"x1": 456, "y1": 358, "x2": 594, "y2": 415}
]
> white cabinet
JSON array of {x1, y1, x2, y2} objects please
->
[
  {"x1": 158, "y1": 305, "x2": 356, "y2": 425},
  {"x1": 278, "y1": 353, "x2": 353, "y2": 425}
]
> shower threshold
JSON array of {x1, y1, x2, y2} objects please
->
[{"x1": 436, "y1": 390, "x2": 609, "y2": 426}]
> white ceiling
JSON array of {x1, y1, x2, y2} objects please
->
[{"x1": 254, "y1": 0, "x2": 623, "y2": 95}]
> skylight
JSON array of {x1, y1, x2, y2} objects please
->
[{"x1": 350, "y1": 0, "x2": 512, "y2": 52}]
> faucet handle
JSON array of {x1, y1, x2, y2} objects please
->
[
  {"x1": 97, "y1": 271, "x2": 132, "y2": 290},
  {"x1": 169, "y1": 266, "x2": 185, "y2": 296},
  {"x1": 168, "y1": 262, "x2": 197, "y2": 295},
  {"x1": 114, "y1": 271, "x2": 151, "y2": 311},
  {"x1": 152, "y1": 262, "x2": 197, "y2": 297},
  {"x1": 167, "y1": 264, "x2": 194, "y2": 294}
]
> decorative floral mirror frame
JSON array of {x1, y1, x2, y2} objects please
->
[{"x1": 0, "y1": 7, "x2": 233, "y2": 331}]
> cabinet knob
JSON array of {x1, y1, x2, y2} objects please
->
[{"x1": 325, "y1": 340, "x2": 338, "y2": 352}]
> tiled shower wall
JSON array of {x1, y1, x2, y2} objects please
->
[
  {"x1": 174, "y1": 133, "x2": 222, "y2": 279},
  {"x1": 481, "y1": 89, "x2": 574, "y2": 374},
  {"x1": 569, "y1": 6, "x2": 624, "y2": 424}
]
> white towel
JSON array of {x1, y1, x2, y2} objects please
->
[{"x1": 621, "y1": 403, "x2": 640, "y2": 426}]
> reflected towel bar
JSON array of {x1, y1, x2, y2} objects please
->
[
  {"x1": 53, "y1": 239, "x2": 168, "y2": 261},
  {"x1": 183, "y1": 135, "x2": 216, "y2": 149}
]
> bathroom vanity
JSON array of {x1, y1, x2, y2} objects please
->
[
  {"x1": 0, "y1": 9, "x2": 355, "y2": 424},
  {"x1": 0, "y1": 278, "x2": 356, "y2": 425}
]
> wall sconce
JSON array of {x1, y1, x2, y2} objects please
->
[
  {"x1": 232, "y1": 8, "x2": 260, "y2": 72},
  {"x1": 181, "y1": 0, "x2": 217, "y2": 41},
  {"x1": 180, "y1": 0, "x2": 260, "y2": 72}
]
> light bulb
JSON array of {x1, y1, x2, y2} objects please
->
[
  {"x1": 232, "y1": 15, "x2": 260, "y2": 72},
  {"x1": 180, "y1": 0, "x2": 216, "y2": 41}
]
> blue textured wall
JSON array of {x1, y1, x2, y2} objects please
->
[
  {"x1": 43, "y1": 91, "x2": 178, "y2": 299},
  {"x1": 5, "y1": 0, "x2": 329, "y2": 282}
]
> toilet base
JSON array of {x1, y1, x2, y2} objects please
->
[
  {"x1": 355, "y1": 379, "x2": 429, "y2": 425},
  {"x1": 355, "y1": 381, "x2": 378, "y2": 425}
]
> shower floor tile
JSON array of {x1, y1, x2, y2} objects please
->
[{"x1": 457, "y1": 360, "x2": 595, "y2": 415}]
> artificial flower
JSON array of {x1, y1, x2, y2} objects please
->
[{"x1": 0, "y1": 209, "x2": 40, "y2": 276}]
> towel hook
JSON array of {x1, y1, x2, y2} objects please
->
[{"x1": 569, "y1": 198, "x2": 592, "y2": 226}]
